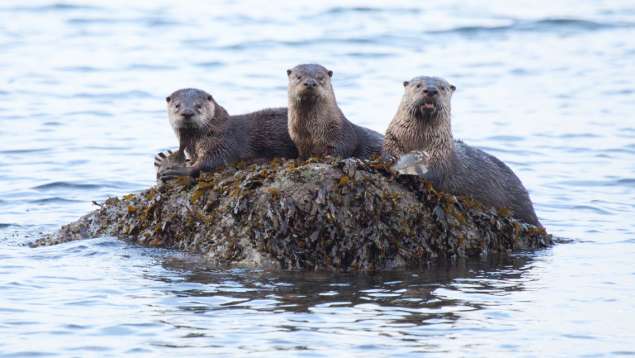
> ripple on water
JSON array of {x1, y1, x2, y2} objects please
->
[
  {"x1": 429, "y1": 18, "x2": 635, "y2": 36},
  {"x1": 57, "y1": 65, "x2": 102, "y2": 73},
  {"x1": 0, "y1": 148, "x2": 51, "y2": 154},
  {"x1": 194, "y1": 61, "x2": 224, "y2": 68},
  {"x1": 0, "y1": 3, "x2": 101, "y2": 12},
  {"x1": 32, "y1": 180, "x2": 133, "y2": 191},
  {"x1": 73, "y1": 90, "x2": 153, "y2": 100},
  {"x1": 569, "y1": 205, "x2": 614, "y2": 215},
  {"x1": 64, "y1": 110, "x2": 112, "y2": 117},
  {"x1": 32, "y1": 181, "x2": 103, "y2": 191},
  {"x1": 27, "y1": 197, "x2": 83, "y2": 205},
  {"x1": 616, "y1": 178, "x2": 635, "y2": 187}
]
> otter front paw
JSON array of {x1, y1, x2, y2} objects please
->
[
  {"x1": 154, "y1": 150, "x2": 189, "y2": 178},
  {"x1": 158, "y1": 166, "x2": 194, "y2": 181},
  {"x1": 154, "y1": 150, "x2": 185, "y2": 168}
]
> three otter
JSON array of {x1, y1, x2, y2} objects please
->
[
  {"x1": 155, "y1": 88, "x2": 297, "y2": 180},
  {"x1": 286, "y1": 64, "x2": 383, "y2": 159},
  {"x1": 155, "y1": 70, "x2": 540, "y2": 226},
  {"x1": 383, "y1": 76, "x2": 541, "y2": 226}
]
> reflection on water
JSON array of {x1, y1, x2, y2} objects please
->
[
  {"x1": 1, "y1": 0, "x2": 635, "y2": 356},
  {"x1": 159, "y1": 253, "x2": 532, "y2": 318}
]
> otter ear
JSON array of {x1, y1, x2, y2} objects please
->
[
  {"x1": 450, "y1": 84, "x2": 456, "y2": 92},
  {"x1": 165, "y1": 96, "x2": 171, "y2": 103},
  {"x1": 207, "y1": 95, "x2": 213, "y2": 101},
  {"x1": 403, "y1": 81, "x2": 409, "y2": 87},
  {"x1": 327, "y1": 70, "x2": 333, "y2": 78},
  {"x1": 286, "y1": 69, "x2": 292, "y2": 76}
]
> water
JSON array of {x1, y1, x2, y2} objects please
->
[{"x1": 1, "y1": 0, "x2": 634, "y2": 356}]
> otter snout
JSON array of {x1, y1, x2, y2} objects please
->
[
  {"x1": 423, "y1": 87, "x2": 438, "y2": 97},
  {"x1": 181, "y1": 109, "x2": 195, "y2": 120},
  {"x1": 304, "y1": 79, "x2": 318, "y2": 89}
]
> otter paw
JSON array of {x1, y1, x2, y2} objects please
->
[
  {"x1": 158, "y1": 166, "x2": 193, "y2": 181},
  {"x1": 154, "y1": 150, "x2": 174, "y2": 169},
  {"x1": 154, "y1": 149, "x2": 188, "y2": 178}
]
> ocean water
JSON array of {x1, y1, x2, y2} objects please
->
[{"x1": 1, "y1": 0, "x2": 634, "y2": 356}]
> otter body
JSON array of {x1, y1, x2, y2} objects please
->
[
  {"x1": 287, "y1": 64, "x2": 383, "y2": 159},
  {"x1": 156, "y1": 88, "x2": 297, "y2": 179},
  {"x1": 384, "y1": 76, "x2": 541, "y2": 226}
]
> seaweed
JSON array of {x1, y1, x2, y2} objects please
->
[{"x1": 31, "y1": 157, "x2": 553, "y2": 271}]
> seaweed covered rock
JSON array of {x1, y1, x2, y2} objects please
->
[{"x1": 32, "y1": 158, "x2": 552, "y2": 271}]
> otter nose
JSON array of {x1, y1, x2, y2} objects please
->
[
  {"x1": 423, "y1": 87, "x2": 438, "y2": 96},
  {"x1": 304, "y1": 79, "x2": 318, "y2": 88},
  {"x1": 181, "y1": 110, "x2": 195, "y2": 119}
]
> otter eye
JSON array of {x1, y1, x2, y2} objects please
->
[
  {"x1": 175, "y1": 103, "x2": 181, "y2": 109},
  {"x1": 416, "y1": 84, "x2": 422, "y2": 89},
  {"x1": 196, "y1": 105, "x2": 202, "y2": 111},
  {"x1": 317, "y1": 76, "x2": 324, "y2": 81},
  {"x1": 207, "y1": 95, "x2": 213, "y2": 101},
  {"x1": 296, "y1": 75, "x2": 302, "y2": 80}
]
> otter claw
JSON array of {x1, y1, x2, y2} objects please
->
[
  {"x1": 155, "y1": 150, "x2": 185, "y2": 169},
  {"x1": 159, "y1": 167, "x2": 192, "y2": 180},
  {"x1": 154, "y1": 151, "x2": 170, "y2": 168}
]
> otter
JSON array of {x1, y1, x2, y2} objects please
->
[
  {"x1": 383, "y1": 76, "x2": 541, "y2": 226},
  {"x1": 286, "y1": 64, "x2": 383, "y2": 159},
  {"x1": 155, "y1": 88, "x2": 297, "y2": 180}
]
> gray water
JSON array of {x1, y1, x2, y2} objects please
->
[{"x1": 1, "y1": 1, "x2": 634, "y2": 356}]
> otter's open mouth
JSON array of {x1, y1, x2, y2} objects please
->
[{"x1": 420, "y1": 103, "x2": 435, "y2": 112}]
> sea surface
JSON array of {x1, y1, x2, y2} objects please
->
[{"x1": 1, "y1": 0, "x2": 634, "y2": 356}]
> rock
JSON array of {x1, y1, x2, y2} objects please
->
[{"x1": 31, "y1": 157, "x2": 552, "y2": 271}]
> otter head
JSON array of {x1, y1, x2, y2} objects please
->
[
  {"x1": 401, "y1": 76, "x2": 456, "y2": 123},
  {"x1": 286, "y1": 64, "x2": 334, "y2": 103},
  {"x1": 165, "y1": 88, "x2": 217, "y2": 131}
]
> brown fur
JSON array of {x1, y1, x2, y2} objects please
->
[
  {"x1": 384, "y1": 76, "x2": 541, "y2": 226},
  {"x1": 156, "y1": 88, "x2": 297, "y2": 179},
  {"x1": 287, "y1": 64, "x2": 383, "y2": 159}
]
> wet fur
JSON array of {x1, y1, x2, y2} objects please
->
[
  {"x1": 384, "y1": 76, "x2": 541, "y2": 226},
  {"x1": 157, "y1": 88, "x2": 297, "y2": 178},
  {"x1": 287, "y1": 64, "x2": 383, "y2": 159}
]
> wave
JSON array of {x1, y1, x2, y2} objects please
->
[
  {"x1": 320, "y1": 6, "x2": 422, "y2": 16},
  {"x1": 32, "y1": 181, "x2": 134, "y2": 191},
  {"x1": 0, "y1": 3, "x2": 101, "y2": 13},
  {"x1": 430, "y1": 18, "x2": 634, "y2": 35},
  {"x1": 0, "y1": 148, "x2": 50, "y2": 154},
  {"x1": 33, "y1": 181, "x2": 103, "y2": 191},
  {"x1": 73, "y1": 90, "x2": 153, "y2": 100},
  {"x1": 616, "y1": 178, "x2": 635, "y2": 187},
  {"x1": 28, "y1": 197, "x2": 83, "y2": 204}
]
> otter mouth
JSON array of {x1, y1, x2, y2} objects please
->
[
  {"x1": 173, "y1": 117, "x2": 203, "y2": 130},
  {"x1": 420, "y1": 103, "x2": 436, "y2": 112},
  {"x1": 295, "y1": 91, "x2": 320, "y2": 102},
  {"x1": 411, "y1": 100, "x2": 440, "y2": 121}
]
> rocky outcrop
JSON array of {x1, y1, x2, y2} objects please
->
[{"x1": 32, "y1": 158, "x2": 552, "y2": 271}]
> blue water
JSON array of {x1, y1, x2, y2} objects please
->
[{"x1": 1, "y1": 1, "x2": 634, "y2": 356}]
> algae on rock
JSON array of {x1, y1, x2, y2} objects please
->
[{"x1": 32, "y1": 158, "x2": 552, "y2": 271}]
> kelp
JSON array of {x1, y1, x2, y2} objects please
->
[{"x1": 32, "y1": 157, "x2": 552, "y2": 271}]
